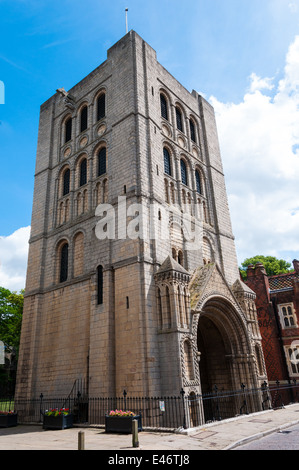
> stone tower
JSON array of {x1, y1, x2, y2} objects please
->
[{"x1": 16, "y1": 31, "x2": 266, "y2": 404}]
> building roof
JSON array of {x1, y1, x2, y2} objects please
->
[
  {"x1": 155, "y1": 256, "x2": 190, "y2": 276},
  {"x1": 268, "y1": 271, "x2": 299, "y2": 292}
]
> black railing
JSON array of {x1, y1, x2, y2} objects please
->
[{"x1": 2, "y1": 380, "x2": 298, "y2": 430}]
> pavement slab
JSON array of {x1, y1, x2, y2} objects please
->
[{"x1": 0, "y1": 403, "x2": 299, "y2": 452}]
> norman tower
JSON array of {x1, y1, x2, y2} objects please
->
[{"x1": 16, "y1": 32, "x2": 266, "y2": 407}]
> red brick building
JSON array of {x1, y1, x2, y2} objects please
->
[{"x1": 246, "y1": 260, "x2": 299, "y2": 390}]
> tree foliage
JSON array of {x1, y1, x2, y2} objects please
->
[
  {"x1": 0, "y1": 287, "x2": 24, "y2": 358},
  {"x1": 240, "y1": 255, "x2": 293, "y2": 281}
]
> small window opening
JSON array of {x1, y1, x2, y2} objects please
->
[{"x1": 65, "y1": 117, "x2": 72, "y2": 143}]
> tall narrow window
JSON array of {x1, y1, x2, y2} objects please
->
[
  {"x1": 176, "y1": 107, "x2": 183, "y2": 132},
  {"x1": 80, "y1": 106, "x2": 88, "y2": 132},
  {"x1": 63, "y1": 169, "x2": 70, "y2": 196},
  {"x1": 98, "y1": 148, "x2": 107, "y2": 176},
  {"x1": 180, "y1": 159, "x2": 188, "y2": 186},
  {"x1": 165, "y1": 286, "x2": 171, "y2": 328},
  {"x1": 65, "y1": 117, "x2": 72, "y2": 143},
  {"x1": 97, "y1": 94, "x2": 105, "y2": 121},
  {"x1": 97, "y1": 265, "x2": 103, "y2": 305},
  {"x1": 190, "y1": 119, "x2": 196, "y2": 142},
  {"x1": 60, "y1": 243, "x2": 69, "y2": 283},
  {"x1": 80, "y1": 158, "x2": 87, "y2": 186},
  {"x1": 160, "y1": 94, "x2": 168, "y2": 120},
  {"x1": 195, "y1": 170, "x2": 202, "y2": 194},
  {"x1": 163, "y1": 148, "x2": 171, "y2": 176}
]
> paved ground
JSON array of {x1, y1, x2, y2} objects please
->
[
  {"x1": 236, "y1": 423, "x2": 299, "y2": 450},
  {"x1": 1, "y1": 403, "x2": 299, "y2": 452}
]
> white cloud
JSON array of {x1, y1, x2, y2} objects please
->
[
  {"x1": 249, "y1": 73, "x2": 274, "y2": 93},
  {"x1": 0, "y1": 226, "x2": 30, "y2": 292},
  {"x1": 288, "y1": 2, "x2": 299, "y2": 13},
  {"x1": 210, "y1": 35, "x2": 299, "y2": 265}
]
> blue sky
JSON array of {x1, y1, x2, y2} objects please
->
[{"x1": 1, "y1": 0, "x2": 299, "y2": 290}]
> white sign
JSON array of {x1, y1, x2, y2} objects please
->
[{"x1": 159, "y1": 401, "x2": 165, "y2": 412}]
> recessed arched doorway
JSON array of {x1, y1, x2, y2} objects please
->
[
  {"x1": 197, "y1": 315, "x2": 233, "y2": 393},
  {"x1": 196, "y1": 296, "x2": 256, "y2": 421}
]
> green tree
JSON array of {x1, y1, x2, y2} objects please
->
[
  {"x1": 240, "y1": 255, "x2": 292, "y2": 281},
  {"x1": 0, "y1": 287, "x2": 24, "y2": 359}
]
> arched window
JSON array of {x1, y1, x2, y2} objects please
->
[
  {"x1": 98, "y1": 148, "x2": 107, "y2": 176},
  {"x1": 79, "y1": 158, "x2": 87, "y2": 186},
  {"x1": 63, "y1": 169, "x2": 70, "y2": 196},
  {"x1": 80, "y1": 106, "x2": 88, "y2": 132},
  {"x1": 195, "y1": 170, "x2": 202, "y2": 194},
  {"x1": 97, "y1": 265, "x2": 103, "y2": 305},
  {"x1": 163, "y1": 148, "x2": 171, "y2": 176},
  {"x1": 60, "y1": 243, "x2": 69, "y2": 283},
  {"x1": 190, "y1": 119, "x2": 196, "y2": 143},
  {"x1": 97, "y1": 94, "x2": 105, "y2": 121},
  {"x1": 65, "y1": 117, "x2": 72, "y2": 143},
  {"x1": 176, "y1": 107, "x2": 183, "y2": 132},
  {"x1": 180, "y1": 159, "x2": 188, "y2": 186},
  {"x1": 160, "y1": 94, "x2": 168, "y2": 120}
]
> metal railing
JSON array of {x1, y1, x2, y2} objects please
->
[{"x1": 2, "y1": 380, "x2": 298, "y2": 430}]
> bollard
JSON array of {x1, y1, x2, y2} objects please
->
[
  {"x1": 132, "y1": 419, "x2": 139, "y2": 448},
  {"x1": 78, "y1": 431, "x2": 85, "y2": 450}
]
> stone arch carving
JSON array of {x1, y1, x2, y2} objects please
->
[
  {"x1": 202, "y1": 236, "x2": 214, "y2": 264},
  {"x1": 183, "y1": 339, "x2": 195, "y2": 381},
  {"x1": 194, "y1": 295, "x2": 257, "y2": 393}
]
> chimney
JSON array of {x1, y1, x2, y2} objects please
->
[
  {"x1": 293, "y1": 259, "x2": 299, "y2": 273},
  {"x1": 246, "y1": 262, "x2": 270, "y2": 302}
]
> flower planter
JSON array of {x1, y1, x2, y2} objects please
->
[
  {"x1": 105, "y1": 414, "x2": 142, "y2": 434},
  {"x1": 43, "y1": 414, "x2": 73, "y2": 430},
  {"x1": 0, "y1": 413, "x2": 18, "y2": 428}
]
